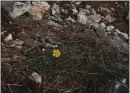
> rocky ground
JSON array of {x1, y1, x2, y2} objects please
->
[{"x1": 1, "y1": 1, "x2": 129, "y2": 93}]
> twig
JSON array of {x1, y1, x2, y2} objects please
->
[
  {"x1": 8, "y1": 84, "x2": 23, "y2": 86},
  {"x1": 43, "y1": 75, "x2": 60, "y2": 93},
  {"x1": 7, "y1": 84, "x2": 13, "y2": 93},
  {"x1": 87, "y1": 73, "x2": 100, "y2": 75},
  {"x1": 97, "y1": 45, "x2": 107, "y2": 74},
  {"x1": 6, "y1": 83, "x2": 23, "y2": 93}
]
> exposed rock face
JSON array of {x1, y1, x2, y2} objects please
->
[
  {"x1": 2, "y1": 1, "x2": 129, "y2": 58},
  {"x1": 2, "y1": 1, "x2": 50, "y2": 20},
  {"x1": 2, "y1": 1, "x2": 32, "y2": 18}
]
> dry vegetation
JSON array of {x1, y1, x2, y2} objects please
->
[{"x1": 1, "y1": 1, "x2": 129, "y2": 93}]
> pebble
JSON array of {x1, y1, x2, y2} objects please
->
[
  {"x1": 15, "y1": 46, "x2": 23, "y2": 49},
  {"x1": 85, "y1": 5, "x2": 91, "y2": 9},
  {"x1": 1, "y1": 30, "x2": 7, "y2": 35},
  {"x1": 115, "y1": 29, "x2": 129, "y2": 40},
  {"x1": 100, "y1": 7, "x2": 112, "y2": 14},
  {"x1": 105, "y1": 14, "x2": 115, "y2": 23},
  {"x1": 4, "y1": 34, "x2": 13, "y2": 42},
  {"x1": 44, "y1": 43, "x2": 58, "y2": 48},
  {"x1": 48, "y1": 16, "x2": 63, "y2": 22},
  {"x1": 74, "y1": 1, "x2": 82, "y2": 6},
  {"x1": 79, "y1": 8, "x2": 90, "y2": 15},
  {"x1": 106, "y1": 26, "x2": 115, "y2": 31},
  {"x1": 72, "y1": 8, "x2": 78, "y2": 15},
  {"x1": 51, "y1": 3, "x2": 60, "y2": 17},
  {"x1": 12, "y1": 39, "x2": 24, "y2": 46},
  {"x1": 91, "y1": 9, "x2": 97, "y2": 15},
  {"x1": 42, "y1": 48, "x2": 45, "y2": 52},
  {"x1": 87, "y1": 14, "x2": 101, "y2": 23},
  {"x1": 100, "y1": 22, "x2": 106, "y2": 29},
  {"x1": 28, "y1": 72, "x2": 42, "y2": 84},
  {"x1": 77, "y1": 13, "x2": 87, "y2": 24},
  {"x1": 47, "y1": 20, "x2": 62, "y2": 28},
  {"x1": 65, "y1": 16, "x2": 76, "y2": 23}
]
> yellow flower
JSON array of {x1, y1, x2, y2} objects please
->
[{"x1": 53, "y1": 49, "x2": 61, "y2": 58}]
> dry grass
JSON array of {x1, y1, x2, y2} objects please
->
[{"x1": 2, "y1": 19, "x2": 128, "y2": 93}]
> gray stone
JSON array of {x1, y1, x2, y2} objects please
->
[
  {"x1": 45, "y1": 36, "x2": 59, "y2": 45},
  {"x1": 106, "y1": 32, "x2": 129, "y2": 55},
  {"x1": 87, "y1": 14, "x2": 101, "y2": 23},
  {"x1": 24, "y1": 38, "x2": 41, "y2": 47},
  {"x1": 60, "y1": 7, "x2": 68, "y2": 14},
  {"x1": 42, "y1": 48, "x2": 45, "y2": 52},
  {"x1": 48, "y1": 16, "x2": 63, "y2": 22},
  {"x1": 4, "y1": 33, "x2": 13, "y2": 43},
  {"x1": 86, "y1": 20, "x2": 93, "y2": 25},
  {"x1": 2, "y1": 1, "x2": 32, "y2": 18},
  {"x1": 64, "y1": 10, "x2": 68, "y2": 14},
  {"x1": 45, "y1": 31, "x2": 60, "y2": 45},
  {"x1": 61, "y1": 7, "x2": 65, "y2": 13},
  {"x1": 90, "y1": 22, "x2": 100, "y2": 29},
  {"x1": 51, "y1": 3, "x2": 60, "y2": 17},
  {"x1": 113, "y1": 36, "x2": 129, "y2": 55},
  {"x1": 100, "y1": 22, "x2": 106, "y2": 29},
  {"x1": 89, "y1": 8, "x2": 97, "y2": 15},
  {"x1": 47, "y1": 20, "x2": 62, "y2": 28},
  {"x1": 72, "y1": 8, "x2": 78, "y2": 15},
  {"x1": 86, "y1": 22, "x2": 105, "y2": 37},
  {"x1": 11, "y1": 39, "x2": 24, "y2": 46},
  {"x1": 95, "y1": 26, "x2": 106, "y2": 37},
  {"x1": 85, "y1": 5, "x2": 91, "y2": 9},
  {"x1": 105, "y1": 14, "x2": 115, "y2": 23},
  {"x1": 99, "y1": 79, "x2": 129, "y2": 93},
  {"x1": 115, "y1": 29, "x2": 129, "y2": 41},
  {"x1": 44, "y1": 43, "x2": 58, "y2": 48},
  {"x1": 106, "y1": 26, "x2": 115, "y2": 31},
  {"x1": 2, "y1": 1, "x2": 50, "y2": 19},
  {"x1": 65, "y1": 16, "x2": 76, "y2": 23},
  {"x1": 79, "y1": 8, "x2": 90, "y2": 15},
  {"x1": 77, "y1": 13, "x2": 87, "y2": 24},
  {"x1": 99, "y1": 7, "x2": 112, "y2": 14}
]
